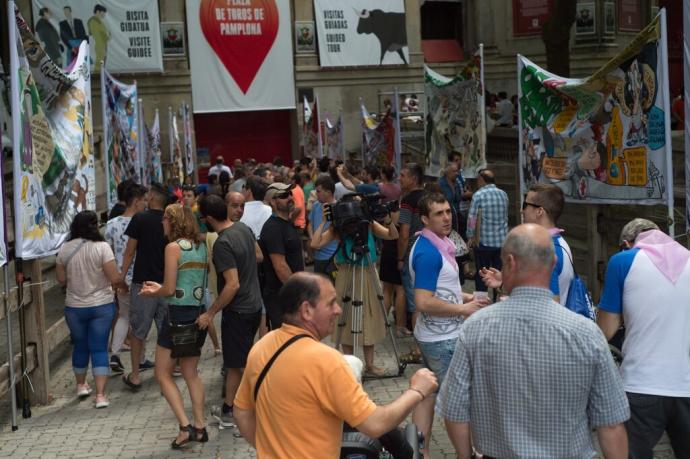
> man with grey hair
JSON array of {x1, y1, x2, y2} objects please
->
[
  {"x1": 439, "y1": 224, "x2": 629, "y2": 459},
  {"x1": 598, "y1": 218, "x2": 690, "y2": 458},
  {"x1": 226, "y1": 191, "x2": 245, "y2": 222}
]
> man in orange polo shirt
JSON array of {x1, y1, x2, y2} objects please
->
[{"x1": 234, "y1": 272, "x2": 438, "y2": 458}]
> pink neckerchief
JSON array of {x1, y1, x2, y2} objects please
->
[
  {"x1": 634, "y1": 230, "x2": 690, "y2": 284},
  {"x1": 547, "y1": 227, "x2": 564, "y2": 236},
  {"x1": 416, "y1": 228, "x2": 458, "y2": 271}
]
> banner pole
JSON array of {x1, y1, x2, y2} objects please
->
[
  {"x1": 137, "y1": 98, "x2": 145, "y2": 184},
  {"x1": 516, "y1": 54, "x2": 525, "y2": 214},
  {"x1": 394, "y1": 87, "x2": 402, "y2": 174},
  {"x1": 101, "y1": 65, "x2": 111, "y2": 210},
  {"x1": 316, "y1": 94, "x2": 323, "y2": 159},
  {"x1": 660, "y1": 9, "x2": 675, "y2": 238}
]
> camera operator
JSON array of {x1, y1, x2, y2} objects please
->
[{"x1": 310, "y1": 194, "x2": 398, "y2": 377}]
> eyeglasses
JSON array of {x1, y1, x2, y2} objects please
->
[{"x1": 521, "y1": 200, "x2": 541, "y2": 210}]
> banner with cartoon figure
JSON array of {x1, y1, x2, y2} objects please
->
[
  {"x1": 518, "y1": 12, "x2": 672, "y2": 204},
  {"x1": 169, "y1": 108, "x2": 183, "y2": 184},
  {"x1": 186, "y1": 0, "x2": 295, "y2": 113},
  {"x1": 182, "y1": 102, "x2": 194, "y2": 177},
  {"x1": 102, "y1": 68, "x2": 138, "y2": 209},
  {"x1": 425, "y1": 45, "x2": 486, "y2": 178},
  {"x1": 303, "y1": 96, "x2": 323, "y2": 158},
  {"x1": 361, "y1": 101, "x2": 395, "y2": 167},
  {"x1": 10, "y1": 5, "x2": 95, "y2": 259},
  {"x1": 325, "y1": 113, "x2": 343, "y2": 160}
]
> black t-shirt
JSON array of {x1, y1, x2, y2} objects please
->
[
  {"x1": 125, "y1": 209, "x2": 166, "y2": 283},
  {"x1": 259, "y1": 215, "x2": 304, "y2": 295},
  {"x1": 213, "y1": 222, "x2": 261, "y2": 313},
  {"x1": 400, "y1": 189, "x2": 426, "y2": 258}
]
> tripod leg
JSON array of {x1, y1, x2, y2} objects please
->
[
  {"x1": 365, "y1": 252, "x2": 405, "y2": 376},
  {"x1": 335, "y1": 265, "x2": 353, "y2": 350}
]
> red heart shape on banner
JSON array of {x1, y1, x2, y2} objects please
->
[{"x1": 200, "y1": 0, "x2": 279, "y2": 94}]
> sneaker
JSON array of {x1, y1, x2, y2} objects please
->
[
  {"x1": 172, "y1": 366, "x2": 182, "y2": 377},
  {"x1": 110, "y1": 355, "x2": 125, "y2": 374},
  {"x1": 94, "y1": 394, "x2": 109, "y2": 409},
  {"x1": 77, "y1": 384, "x2": 92, "y2": 398},
  {"x1": 139, "y1": 359, "x2": 155, "y2": 371},
  {"x1": 211, "y1": 405, "x2": 235, "y2": 428}
]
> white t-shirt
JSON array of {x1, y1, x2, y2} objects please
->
[
  {"x1": 208, "y1": 164, "x2": 233, "y2": 179},
  {"x1": 105, "y1": 215, "x2": 134, "y2": 284},
  {"x1": 334, "y1": 182, "x2": 350, "y2": 201},
  {"x1": 552, "y1": 235, "x2": 574, "y2": 306},
  {"x1": 57, "y1": 239, "x2": 115, "y2": 308},
  {"x1": 240, "y1": 200, "x2": 273, "y2": 239},
  {"x1": 409, "y1": 235, "x2": 464, "y2": 342},
  {"x1": 599, "y1": 248, "x2": 690, "y2": 397}
]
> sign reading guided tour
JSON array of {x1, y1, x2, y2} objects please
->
[
  {"x1": 186, "y1": 0, "x2": 295, "y2": 113},
  {"x1": 32, "y1": 0, "x2": 163, "y2": 73},
  {"x1": 313, "y1": 0, "x2": 409, "y2": 67}
]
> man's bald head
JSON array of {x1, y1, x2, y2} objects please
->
[
  {"x1": 501, "y1": 223, "x2": 555, "y2": 293},
  {"x1": 226, "y1": 191, "x2": 245, "y2": 222}
]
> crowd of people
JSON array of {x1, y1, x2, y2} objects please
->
[{"x1": 54, "y1": 152, "x2": 690, "y2": 458}]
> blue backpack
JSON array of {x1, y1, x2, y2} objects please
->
[{"x1": 563, "y1": 249, "x2": 596, "y2": 320}]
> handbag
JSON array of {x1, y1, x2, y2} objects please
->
[
  {"x1": 169, "y1": 243, "x2": 209, "y2": 359},
  {"x1": 562, "y1": 246, "x2": 596, "y2": 321},
  {"x1": 448, "y1": 230, "x2": 469, "y2": 258}
]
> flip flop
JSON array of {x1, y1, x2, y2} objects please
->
[{"x1": 122, "y1": 373, "x2": 142, "y2": 391}]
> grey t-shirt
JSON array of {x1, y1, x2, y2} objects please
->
[{"x1": 213, "y1": 222, "x2": 261, "y2": 313}]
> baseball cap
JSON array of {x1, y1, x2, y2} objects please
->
[{"x1": 264, "y1": 182, "x2": 295, "y2": 200}]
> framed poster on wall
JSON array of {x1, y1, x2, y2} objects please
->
[
  {"x1": 604, "y1": 2, "x2": 616, "y2": 34},
  {"x1": 161, "y1": 22, "x2": 185, "y2": 57},
  {"x1": 619, "y1": 0, "x2": 642, "y2": 31},
  {"x1": 575, "y1": 2, "x2": 596, "y2": 35},
  {"x1": 295, "y1": 21, "x2": 315, "y2": 53},
  {"x1": 512, "y1": 0, "x2": 553, "y2": 36}
]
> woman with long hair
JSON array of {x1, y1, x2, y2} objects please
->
[
  {"x1": 139, "y1": 203, "x2": 209, "y2": 448},
  {"x1": 56, "y1": 210, "x2": 124, "y2": 408}
]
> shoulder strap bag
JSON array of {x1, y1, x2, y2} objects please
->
[{"x1": 253, "y1": 334, "x2": 311, "y2": 401}]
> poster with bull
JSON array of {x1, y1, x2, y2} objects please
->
[
  {"x1": 31, "y1": 0, "x2": 163, "y2": 73},
  {"x1": 518, "y1": 11, "x2": 673, "y2": 205},
  {"x1": 425, "y1": 45, "x2": 486, "y2": 178},
  {"x1": 10, "y1": 4, "x2": 96, "y2": 259},
  {"x1": 102, "y1": 68, "x2": 139, "y2": 209},
  {"x1": 313, "y1": 0, "x2": 409, "y2": 67}
]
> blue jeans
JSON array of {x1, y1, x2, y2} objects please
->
[
  {"x1": 416, "y1": 336, "x2": 458, "y2": 387},
  {"x1": 401, "y1": 262, "x2": 415, "y2": 313},
  {"x1": 65, "y1": 302, "x2": 116, "y2": 376}
]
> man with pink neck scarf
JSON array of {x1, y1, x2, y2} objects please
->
[
  {"x1": 598, "y1": 218, "x2": 690, "y2": 458},
  {"x1": 408, "y1": 192, "x2": 490, "y2": 458}
]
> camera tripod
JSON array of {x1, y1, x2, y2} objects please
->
[{"x1": 334, "y1": 244, "x2": 406, "y2": 379}]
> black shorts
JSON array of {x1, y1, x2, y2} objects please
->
[
  {"x1": 222, "y1": 309, "x2": 262, "y2": 369},
  {"x1": 158, "y1": 305, "x2": 207, "y2": 351},
  {"x1": 379, "y1": 239, "x2": 401, "y2": 285}
]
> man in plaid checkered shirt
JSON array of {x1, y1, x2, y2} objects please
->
[
  {"x1": 466, "y1": 169, "x2": 508, "y2": 295},
  {"x1": 438, "y1": 224, "x2": 630, "y2": 459}
]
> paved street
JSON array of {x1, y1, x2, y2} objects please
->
[{"x1": 0, "y1": 310, "x2": 675, "y2": 458}]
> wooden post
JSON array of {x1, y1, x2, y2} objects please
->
[
  {"x1": 586, "y1": 205, "x2": 606, "y2": 303},
  {"x1": 24, "y1": 259, "x2": 49, "y2": 405}
]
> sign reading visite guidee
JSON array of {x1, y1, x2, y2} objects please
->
[
  {"x1": 186, "y1": 0, "x2": 295, "y2": 113},
  {"x1": 314, "y1": 0, "x2": 409, "y2": 67},
  {"x1": 32, "y1": 0, "x2": 163, "y2": 73}
]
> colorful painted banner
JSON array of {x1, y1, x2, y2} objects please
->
[
  {"x1": 185, "y1": 0, "x2": 295, "y2": 113},
  {"x1": 102, "y1": 68, "x2": 138, "y2": 209},
  {"x1": 361, "y1": 100, "x2": 396, "y2": 167},
  {"x1": 169, "y1": 108, "x2": 183, "y2": 184},
  {"x1": 303, "y1": 96, "x2": 323, "y2": 158},
  {"x1": 425, "y1": 45, "x2": 486, "y2": 178},
  {"x1": 683, "y1": 0, "x2": 690, "y2": 235},
  {"x1": 314, "y1": 0, "x2": 409, "y2": 67},
  {"x1": 518, "y1": 12, "x2": 672, "y2": 205},
  {"x1": 325, "y1": 113, "x2": 343, "y2": 160},
  {"x1": 182, "y1": 102, "x2": 194, "y2": 176},
  {"x1": 31, "y1": 0, "x2": 163, "y2": 73},
  {"x1": 10, "y1": 5, "x2": 95, "y2": 259},
  {"x1": 148, "y1": 108, "x2": 163, "y2": 184}
]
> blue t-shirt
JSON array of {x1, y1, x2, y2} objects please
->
[
  {"x1": 599, "y1": 248, "x2": 639, "y2": 314},
  {"x1": 310, "y1": 202, "x2": 338, "y2": 261}
]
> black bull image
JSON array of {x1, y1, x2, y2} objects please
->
[{"x1": 355, "y1": 9, "x2": 408, "y2": 64}]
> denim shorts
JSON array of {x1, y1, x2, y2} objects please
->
[{"x1": 416, "y1": 337, "x2": 458, "y2": 387}]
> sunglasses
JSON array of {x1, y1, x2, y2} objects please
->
[
  {"x1": 521, "y1": 200, "x2": 541, "y2": 210},
  {"x1": 275, "y1": 191, "x2": 292, "y2": 199}
]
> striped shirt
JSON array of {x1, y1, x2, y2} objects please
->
[
  {"x1": 467, "y1": 183, "x2": 508, "y2": 248},
  {"x1": 437, "y1": 287, "x2": 629, "y2": 458}
]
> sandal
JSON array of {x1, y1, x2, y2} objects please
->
[
  {"x1": 364, "y1": 366, "x2": 386, "y2": 377},
  {"x1": 399, "y1": 351, "x2": 423, "y2": 365},
  {"x1": 122, "y1": 373, "x2": 142, "y2": 391},
  {"x1": 171, "y1": 424, "x2": 194, "y2": 449},
  {"x1": 194, "y1": 426, "x2": 209, "y2": 443}
]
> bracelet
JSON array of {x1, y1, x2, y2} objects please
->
[{"x1": 408, "y1": 387, "x2": 426, "y2": 401}]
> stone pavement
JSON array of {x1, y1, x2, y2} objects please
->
[{"x1": 0, "y1": 313, "x2": 676, "y2": 458}]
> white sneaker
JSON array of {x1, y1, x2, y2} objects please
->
[
  {"x1": 95, "y1": 394, "x2": 109, "y2": 409},
  {"x1": 77, "y1": 384, "x2": 92, "y2": 398}
]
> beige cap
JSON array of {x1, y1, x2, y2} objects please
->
[{"x1": 264, "y1": 182, "x2": 295, "y2": 200}]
